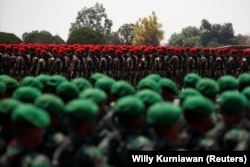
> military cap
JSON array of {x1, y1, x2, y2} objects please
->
[
  {"x1": 80, "y1": 88, "x2": 107, "y2": 105},
  {"x1": 138, "y1": 78, "x2": 162, "y2": 94},
  {"x1": 241, "y1": 86, "x2": 250, "y2": 100},
  {"x1": 71, "y1": 78, "x2": 92, "y2": 91},
  {"x1": 20, "y1": 76, "x2": 44, "y2": 91},
  {"x1": 219, "y1": 91, "x2": 248, "y2": 113},
  {"x1": 111, "y1": 80, "x2": 136, "y2": 99},
  {"x1": 36, "y1": 74, "x2": 51, "y2": 87},
  {"x1": 1, "y1": 76, "x2": 19, "y2": 90},
  {"x1": 56, "y1": 81, "x2": 79, "y2": 101},
  {"x1": 196, "y1": 78, "x2": 219, "y2": 98},
  {"x1": 184, "y1": 73, "x2": 201, "y2": 88},
  {"x1": 223, "y1": 128, "x2": 249, "y2": 150},
  {"x1": 159, "y1": 78, "x2": 179, "y2": 95},
  {"x1": 182, "y1": 95, "x2": 215, "y2": 116},
  {"x1": 66, "y1": 99, "x2": 99, "y2": 121},
  {"x1": 238, "y1": 73, "x2": 250, "y2": 92},
  {"x1": 47, "y1": 75, "x2": 67, "y2": 88},
  {"x1": 90, "y1": 73, "x2": 107, "y2": 85},
  {"x1": 13, "y1": 86, "x2": 41, "y2": 103},
  {"x1": 12, "y1": 104, "x2": 50, "y2": 128},
  {"x1": 0, "y1": 75, "x2": 9, "y2": 82},
  {"x1": 0, "y1": 98, "x2": 21, "y2": 114},
  {"x1": 147, "y1": 102, "x2": 182, "y2": 126},
  {"x1": 179, "y1": 88, "x2": 201, "y2": 104},
  {"x1": 114, "y1": 96, "x2": 145, "y2": 117},
  {"x1": 145, "y1": 74, "x2": 162, "y2": 82},
  {"x1": 0, "y1": 82, "x2": 6, "y2": 94},
  {"x1": 217, "y1": 75, "x2": 238, "y2": 93},
  {"x1": 95, "y1": 77, "x2": 115, "y2": 92},
  {"x1": 135, "y1": 89, "x2": 163, "y2": 107},
  {"x1": 34, "y1": 94, "x2": 65, "y2": 116}
]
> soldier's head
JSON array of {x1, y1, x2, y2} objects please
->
[
  {"x1": 217, "y1": 75, "x2": 239, "y2": 94},
  {"x1": 135, "y1": 89, "x2": 163, "y2": 111},
  {"x1": 66, "y1": 99, "x2": 99, "y2": 137},
  {"x1": 12, "y1": 104, "x2": 50, "y2": 149},
  {"x1": 80, "y1": 88, "x2": 107, "y2": 121},
  {"x1": 238, "y1": 73, "x2": 250, "y2": 92},
  {"x1": 34, "y1": 94, "x2": 65, "y2": 128},
  {"x1": 95, "y1": 77, "x2": 115, "y2": 103},
  {"x1": 147, "y1": 102, "x2": 182, "y2": 141},
  {"x1": 18, "y1": 47, "x2": 26, "y2": 56},
  {"x1": 195, "y1": 78, "x2": 219, "y2": 103},
  {"x1": 182, "y1": 95, "x2": 215, "y2": 133},
  {"x1": 114, "y1": 96, "x2": 145, "y2": 130},
  {"x1": 178, "y1": 88, "x2": 201, "y2": 106},
  {"x1": 218, "y1": 91, "x2": 248, "y2": 125},
  {"x1": 241, "y1": 87, "x2": 250, "y2": 119},
  {"x1": 159, "y1": 78, "x2": 179, "y2": 102},
  {"x1": 0, "y1": 76, "x2": 19, "y2": 98},
  {"x1": 111, "y1": 81, "x2": 136, "y2": 101},
  {"x1": 56, "y1": 81, "x2": 79, "y2": 104},
  {"x1": 183, "y1": 73, "x2": 201, "y2": 89}
]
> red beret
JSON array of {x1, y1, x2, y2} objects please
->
[
  {"x1": 157, "y1": 49, "x2": 164, "y2": 55},
  {"x1": 115, "y1": 50, "x2": 122, "y2": 56},
  {"x1": 19, "y1": 47, "x2": 26, "y2": 54},
  {"x1": 58, "y1": 50, "x2": 64, "y2": 56},
  {"x1": 13, "y1": 47, "x2": 19, "y2": 52},
  {"x1": 41, "y1": 50, "x2": 47, "y2": 56},
  {"x1": 230, "y1": 49, "x2": 237, "y2": 55}
]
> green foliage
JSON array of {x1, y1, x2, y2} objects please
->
[
  {"x1": 168, "y1": 19, "x2": 240, "y2": 47},
  {"x1": 132, "y1": 11, "x2": 164, "y2": 46},
  {"x1": 69, "y1": 3, "x2": 113, "y2": 42},
  {"x1": 23, "y1": 31, "x2": 65, "y2": 44},
  {"x1": 67, "y1": 27, "x2": 106, "y2": 44},
  {"x1": 117, "y1": 23, "x2": 134, "y2": 44},
  {"x1": 0, "y1": 32, "x2": 22, "y2": 44}
]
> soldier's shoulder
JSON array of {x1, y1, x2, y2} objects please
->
[
  {"x1": 74, "y1": 145, "x2": 109, "y2": 167},
  {"x1": 22, "y1": 153, "x2": 52, "y2": 167},
  {"x1": 127, "y1": 135, "x2": 153, "y2": 151}
]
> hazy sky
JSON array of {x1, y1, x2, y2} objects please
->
[{"x1": 1, "y1": 0, "x2": 250, "y2": 44}]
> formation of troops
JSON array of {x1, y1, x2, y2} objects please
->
[
  {"x1": 1, "y1": 43, "x2": 250, "y2": 88},
  {"x1": 0, "y1": 43, "x2": 250, "y2": 167}
]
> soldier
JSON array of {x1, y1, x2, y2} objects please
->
[
  {"x1": 12, "y1": 86, "x2": 41, "y2": 104},
  {"x1": 199, "y1": 48, "x2": 210, "y2": 78},
  {"x1": 52, "y1": 99, "x2": 107, "y2": 167},
  {"x1": 34, "y1": 94, "x2": 66, "y2": 154},
  {"x1": 0, "y1": 99, "x2": 21, "y2": 155},
  {"x1": 137, "y1": 77, "x2": 162, "y2": 94},
  {"x1": 159, "y1": 78, "x2": 179, "y2": 102},
  {"x1": 239, "y1": 87, "x2": 250, "y2": 131},
  {"x1": 238, "y1": 73, "x2": 250, "y2": 92},
  {"x1": 0, "y1": 104, "x2": 52, "y2": 167},
  {"x1": 12, "y1": 48, "x2": 25, "y2": 81},
  {"x1": 98, "y1": 96, "x2": 146, "y2": 167},
  {"x1": 56, "y1": 81, "x2": 79, "y2": 104},
  {"x1": 0, "y1": 76, "x2": 19, "y2": 98},
  {"x1": 195, "y1": 78, "x2": 220, "y2": 103},
  {"x1": 69, "y1": 49, "x2": 81, "y2": 79},
  {"x1": 146, "y1": 102, "x2": 183, "y2": 151},
  {"x1": 177, "y1": 95, "x2": 216, "y2": 150},
  {"x1": 207, "y1": 91, "x2": 249, "y2": 150},
  {"x1": 36, "y1": 50, "x2": 49, "y2": 76},
  {"x1": 217, "y1": 75, "x2": 239, "y2": 94},
  {"x1": 183, "y1": 73, "x2": 201, "y2": 89}
]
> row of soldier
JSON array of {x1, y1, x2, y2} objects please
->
[
  {"x1": 1, "y1": 43, "x2": 250, "y2": 88},
  {"x1": 0, "y1": 71, "x2": 250, "y2": 167}
]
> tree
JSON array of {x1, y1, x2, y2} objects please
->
[
  {"x1": 200, "y1": 19, "x2": 237, "y2": 46},
  {"x1": 117, "y1": 23, "x2": 134, "y2": 44},
  {"x1": 168, "y1": 26, "x2": 201, "y2": 47},
  {"x1": 236, "y1": 34, "x2": 250, "y2": 45},
  {"x1": 23, "y1": 31, "x2": 65, "y2": 44},
  {"x1": 132, "y1": 11, "x2": 164, "y2": 46},
  {"x1": 0, "y1": 32, "x2": 22, "y2": 44},
  {"x1": 67, "y1": 27, "x2": 106, "y2": 44},
  {"x1": 69, "y1": 3, "x2": 113, "y2": 42}
]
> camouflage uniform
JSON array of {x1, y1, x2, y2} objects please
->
[{"x1": 0, "y1": 144, "x2": 52, "y2": 167}]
